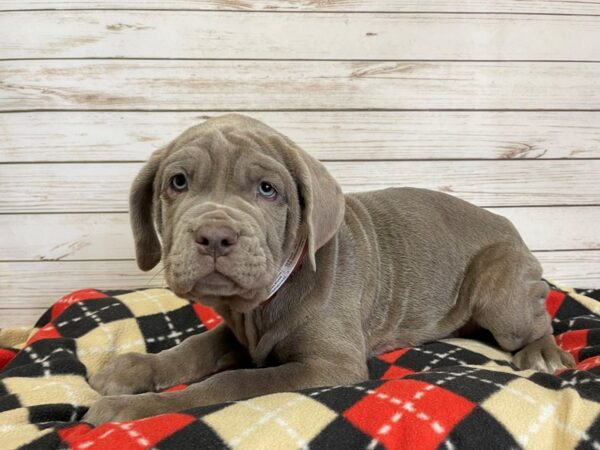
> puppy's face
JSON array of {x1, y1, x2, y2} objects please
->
[
  {"x1": 159, "y1": 129, "x2": 300, "y2": 311},
  {"x1": 130, "y1": 114, "x2": 345, "y2": 312}
]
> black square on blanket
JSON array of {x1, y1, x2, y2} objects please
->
[
  {"x1": 53, "y1": 297, "x2": 134, "y2": 338},
  {"x1": 137, "y1": 305, "x2": 207, "y2": 353}
]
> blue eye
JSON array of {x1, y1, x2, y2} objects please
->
[
  {"x1": 170, "y1": 173, "x2": 187, "y2": 191},
  {"x1": 258, "y1": 181, "x2": 277, "y2": 200}
]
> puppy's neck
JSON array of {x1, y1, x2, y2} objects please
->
[{"x1": 219, "y1": 234, "x2": 339, "y2": 366}]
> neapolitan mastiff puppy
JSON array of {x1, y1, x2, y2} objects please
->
[{"x1": 84, "y1": 114, "x2": 574, "y2": 424}]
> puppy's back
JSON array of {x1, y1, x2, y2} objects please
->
[{"x1": 345, "y1": 187, "x2": 527, "y2": 352}]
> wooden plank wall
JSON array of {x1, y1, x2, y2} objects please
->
[{"x1": 1, "y1": 1, "x2": 599, "y2": 327}]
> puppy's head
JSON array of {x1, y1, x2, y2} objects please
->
[{"x1": 130, "y1": 114, "x2": 345, "y2": 312}]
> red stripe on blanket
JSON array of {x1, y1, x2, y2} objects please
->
[
  {"x1": 69, "y1": 413, "x2": 195, "y2": 449},
  {"x1": 381, "y1": 365, "x2": 416, "y2": 380},
  {"x1": 343, "y1": 379, "x2": 475, "y2": 450},
  {"x1": 26, "y1": 323, "x2": 62, "y2": 345},
  {"x1": 57, "y1": 423, "x2": 94, "y2": 445},
  {"x1": 378, "y1": 348, "x2": 411, "y2": 364},
  {"x1": 545, "y1": 290, "x2": 566, "y2": 318},
  {"x1": 52, "y1": 289, "x2": 109, "y2": 319},
  {"x1": 0, "y1": 348, "x2": 17, "y2": 370},
  {"x1": 577, "y1": 355, "x2": 600, "y2": 371},
  {"x1": 162, "y1": 384, "x2": 189, "y2": 393},
  {"x1": 192, "y1": 303, "x2": 222, "y2": 330},
  {"x1": 556, "y1": 329, "x2": 589, "y2": 361}
]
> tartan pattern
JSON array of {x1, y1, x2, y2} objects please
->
[{"x1": 0, "y1": 284, "x2": 598, "y2": 449}]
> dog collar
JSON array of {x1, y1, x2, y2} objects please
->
[{"x1": 261, "y1": 234, "x2": 308, "y2": 307}]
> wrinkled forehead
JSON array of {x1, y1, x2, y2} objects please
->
[
  {"x1": 168, "y1": 117, "x2": 289, "y2": 163},
  {"x1": 158, "y1": 123, "x2": 292, "y2": 186},
  {"x1": 168, "y1": 115, "x2": 290, "y2": 160}
]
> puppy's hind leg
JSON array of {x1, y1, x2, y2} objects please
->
[{"x1": 463, "y1": 242, "x2": 575, "y2": 373}]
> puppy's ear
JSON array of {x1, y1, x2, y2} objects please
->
[
  {"x1": 129, "y1": 148, "x2": 165, "y2": 271},
  {"x1": 284, "y1": 140, "x2": 345, "y2": 270}
]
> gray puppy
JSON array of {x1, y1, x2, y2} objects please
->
[{"x1": 84, "y1": 114, "x2": 574, "y2": 424}]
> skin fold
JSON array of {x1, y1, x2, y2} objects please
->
[{"x1": 83, "y1": 114, "x2": 574, "y2": 425}]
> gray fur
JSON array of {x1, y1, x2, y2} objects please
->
[{"x1": 84, "y1": 114, "x2": 574, "y2": 424}]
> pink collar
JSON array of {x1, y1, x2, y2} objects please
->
[{"x1": 260, "y1": 237, "x2": 308, "y2": 307}]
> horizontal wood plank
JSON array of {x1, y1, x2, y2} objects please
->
[
  {"x1": 3, "y1": 12, "x2": 600, "y2": 60},
  {"x1": 2, "y1": 207, "x2": 599, "y2": 261},
  {"x1": 0, "y1": 309, "x2": 47, "y2": 328},
  {"x1": 2, "y1": 1, "x2": 600, "y2": 14},
  {"x1": 536, "y1": 251, "x2": 600, "y2": 289},
  {"x1": 0, "y1": 213, "x2": 135, "y2": 260},
  {"x1": 1, "y1": 251, "x2": 598, "y2": 309},
  {"x1": 1, "y1": 160, "x2": 598, "y2": 212},
  {"x1": 0, "y1": 260, "x2": 165, "y2": 309},
  {"x1": 2, "y1": 111, "x2": 600, "y2": 162},
  {"x1": 2, "y1": 60, "x2": 600, "y2": 111},
  {"x1": 498, "y1": 207, "x2": 600, "y2": 251}
]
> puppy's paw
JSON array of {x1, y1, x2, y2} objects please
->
[
  {"x1": 513, "y1": 335, "x2": 575, "y2": 373},
  {"x1": 83, "y1": 394, "x2": 157, "y2": 425},
  {"x1": 89, "y1": 352, "x2": 156, "y2": 396}
]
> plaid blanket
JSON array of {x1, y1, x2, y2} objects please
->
[{"x1": 0, "y1": 283, "x2": 598, "y2": 449}]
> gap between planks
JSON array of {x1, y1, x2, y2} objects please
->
[{"x1": 2, "y1": 0, "x2": 600, "y2": 15}]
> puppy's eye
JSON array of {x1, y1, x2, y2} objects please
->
[
  {"x1": 257, "y1": 181, "x2": 277, "y2": 200},
  {"x1": 170, "y1": 173, "x2": 188, "y2": 192}
]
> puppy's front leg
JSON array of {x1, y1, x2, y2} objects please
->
[
  {"x1": 89, "y1": 323, "x2": 246, "y2": 396},
  {"x1": 84, "y1": 359, "x2": 364, "y2": 425}
]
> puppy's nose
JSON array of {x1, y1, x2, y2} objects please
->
[{"x1": 195, "y1": 225, "x2": 238, "y2": 257}]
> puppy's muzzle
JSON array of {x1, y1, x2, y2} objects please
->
[{"x1": 195, "y1": 224, "x2": 239, "y2": 257}]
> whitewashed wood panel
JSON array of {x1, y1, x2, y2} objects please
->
[
  {"x1": 1, "y1": 1, "x2": 598, "y2": 321},
  {"x1": 3, "y1": 12, "x2": 600, "y2": 60},
  {"x1": 0, "y1": 214, "x2": 134, "y2": 260},
  {"x1": 1, "y1": 160, "x2": 598, "y2": 213},
  {"x1": 1, "y1": 251, "x2": 598, "y2": 309},
  {"x1": 536, "y1": 251, "x2": 600, "y2": 288},
  {"x1": 2, "y1": 60, "x2": 600, "y2": 111},
  {"x1": 2, "y1": 1, "x2": 600, "y2": 14},
  {"x1": 497, "y1": 207, "x2": 600, "y2": 251},
  {"x1": 0, "y1": 309, "x2": 47, "y2": 328},
  {"x1": 0, "y1": 260, "x2": 165, "y2": 309},
  {"x1": 2, "y1": 207, "x2": 599, "y2": 261},
  {"x1": 2, "y1": 111, "x2": 600, "y2": 162}
]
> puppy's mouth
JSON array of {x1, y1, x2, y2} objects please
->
[
  {"x1": 178, "y1": 269, "x2": 272, "y2": 314},
  {"x1": 193, "y1": 272, "x2": 241, "y2": 297},
  {"x1": 165, "y1": 245, "x2": 273, "y2": 308},
  {"x1": 169, "y1": 263, "x2": 263, "y2": 299}
]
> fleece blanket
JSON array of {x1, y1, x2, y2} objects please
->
[{"x1": 0, "y1": 283, "x2": 598, "y2": 450}]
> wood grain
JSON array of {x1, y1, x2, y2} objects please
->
[
  {"x1": 2, "y1": 0, "x2": 600, "y2": 14},
  {"x1": 3, "y1": 12, "x2": 600, "y2": 60},
  {"x1": 0, "y1": 213, "x2": 135, "y2": 260},
  {"x1": 2, "y1": 251, "x2": 598, "y2": 310},
  {"x1": 2, "y1": 207, "x2": 599, "y2": 261},
  {"x1": 2, "y1": 1, "x2": 599, "y2": 318},
  {"x1": 1, "y1": 160, "x2": 598, "y2": 212},
  {"x1": 2, "y1": 111, "x2": 600, "y2": 162},
  {"x1": 0, "y1": 309, "x2": 47, "y2": 328},
  {"x1": 536, "y1": 251, "x2": 600, "y2": 288},
  {"x1": 0, "y1": 260, "x2": 165, "y2": 309},
  {"x1": 2, "y1": 60, "x2": 600, "y2": 111}
]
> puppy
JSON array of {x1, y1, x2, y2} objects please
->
[{"x1": 84, "y1": 114, "x2": 574, "y2": 424}]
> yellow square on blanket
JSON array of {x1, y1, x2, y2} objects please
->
[
  {"x1": 482, "y1": 377, "x2": 600, "y2": 449},
  {"x1": 116, "y1": 289, "x2": 189, "y2": 318},
  {"x1": 203, "y1": 392, "x2": 337, "y2": 449},
  {"x1": 75, "y1": 318, "x2": 146, "y2": 374}
]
